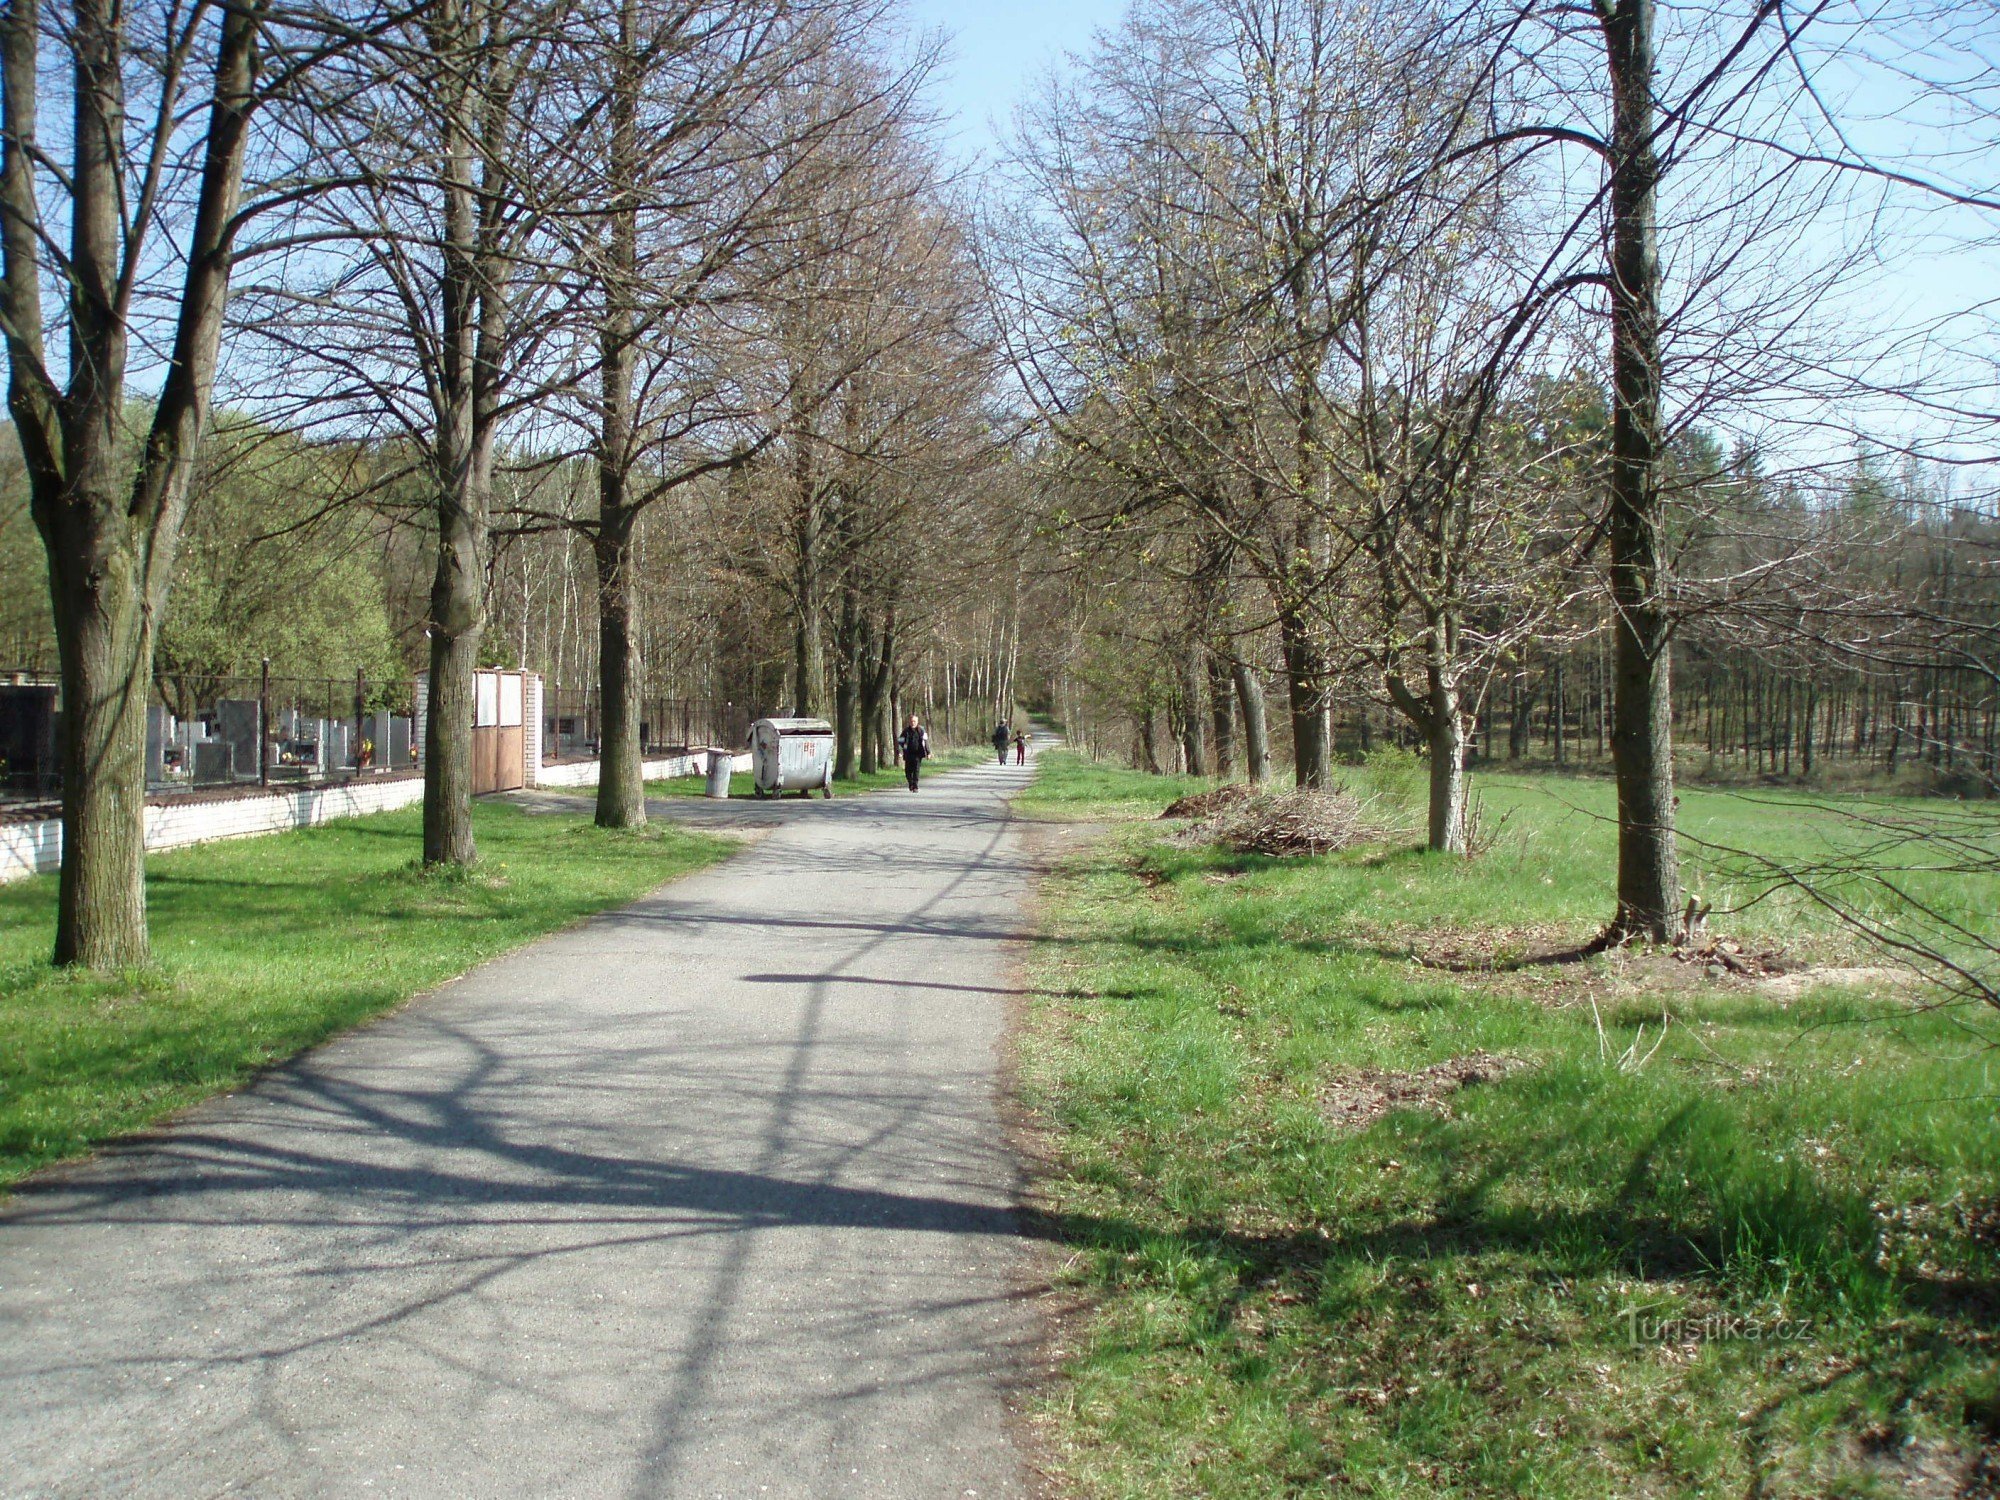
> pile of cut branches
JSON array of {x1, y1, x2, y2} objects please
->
[
  {"x1": 1171, "y1": 786, "x2": 1387, "y2": 857},
  {"x1": 1159, "y1": 783, "x2": 1257, "y2": 819}
]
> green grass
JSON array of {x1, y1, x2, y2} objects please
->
[
  {"x1": 1017, "y1": 752, "x2": 2000, "y2": 1498},
  {"x1": 646, "y1": 743, "x2": 992, "y2": 800},
  {"x1": 0, "y1": 800, "x2": 734, "y2": 1191}
]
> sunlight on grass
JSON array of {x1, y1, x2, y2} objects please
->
[{"x1": 1019, "y1": 752, "x2": 2000, "y2": 1498}]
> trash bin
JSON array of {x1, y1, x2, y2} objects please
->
[
  {"x1": 704, "y1": 747, "x2": 734, "y2": 799},
  {"x1": 749, "y1": 717, "x2": 834, "y2": 799}
]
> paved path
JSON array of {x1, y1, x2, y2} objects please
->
[{"x1": 0, "y1": 753, "x2": 1047, "y2": 1498}]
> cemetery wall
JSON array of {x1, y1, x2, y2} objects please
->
[
  {"x1": 0, "y1": 751, "x2": 752, "y2": 883},
  {"x1": 529, "y1": 750, "x2": 748, "y2": 789},
  {"x1": 0, "y1": 773, "x2": 425, "y2": 883}
]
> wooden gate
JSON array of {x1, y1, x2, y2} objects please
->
[{"x1": 470, "y1": 671, "x2": 526, "y2": 794}]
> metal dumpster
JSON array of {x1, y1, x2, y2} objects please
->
[{"x1": 750, "y1": 717, "x2": 834, "y2": 798}]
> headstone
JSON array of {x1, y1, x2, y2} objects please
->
[
  {"x1": 324, "y1": 720, "x2": 348, "y2": 773},
  {"x1": 0, "y1": 684, "x2": 58, "y2": 794},
  {"x1": 145, "y1": 704, "x2": 174, "y2": 787},
  {"x1": 389, "y1": 716, "x2": 412, "y2": 768},
  {"x1": 216, "y1": 699, "x2": 261, "y2": 781},
  {"x1": 192, "y1": 740, "x2": 234, "y2": 784}
]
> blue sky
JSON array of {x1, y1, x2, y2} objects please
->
[
  {"x1": 901, "y1": 0, "x2": 1128, "y2": 163},
  {"x1": 895, "y1": 0, "x2": 1992, "y2": 481}
]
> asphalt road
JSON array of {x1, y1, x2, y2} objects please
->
[{"x1": 0, "y1": 751, "x2": 1046, "y2": 1498}]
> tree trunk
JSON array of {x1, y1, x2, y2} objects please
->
[
  {"x1": 857, "y1": 616, "x2": 881, "y2": 775},
  {"x1": 1139, "y1": 706, "x2": 1163, "y2": 773},
  {"x1": 1233, "y1": 657, "x2": 1270, "y2": 786},
  {"x1": 791, "y1": 564, "x2": 822, "y2": 717},
  {"x1": 1388, "y1": 657, "x2": 1467, "y2": 856},
  {"x1": 591, "y1": 0, "x2": 645, "y2": 831},
  {"x1": 1551, "y1": 660, "x2": 1566, "y2": 767},
  {"x1": 1601, "y1": 0, "x2": 1681, "y2": 941},
  {"x1": 833, "y1": 577, "x2": 860, "y2": 779},
  {"x1": 48, "y1": 542, "x2": 152, "y2": 967},
  {"x1": 1179, "y1": 647, "x2": 1207, "y2": 776},
  {"x1": 592, "y1": 510, "x2": 645, "y2": 829},
  {"x1": 423, "y1": 441, "x2": 487, "y2": 867},
  {"x1": 1426, "y1": 672, "x2": 1467, "y2": 855},
  {"x1": 5, "y1": 0, "x2": 265, "y2": 965},
  {"x1": 1207, "y1": 651, "x2": 1236, "y2": 777},
  {"x1": 1279, "y1": 607, "x2": 1331, "y2": 788},
  {"x1": 860, "y1": 604, "x2": 895, "y2": 775},
  {"x1": 1800, "y1": 684, "x2": 1816, "y2": 778}
]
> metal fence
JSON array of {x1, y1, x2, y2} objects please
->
[
  {"x1": 1, "y1": 667, "x2": 756, "y2": 806},
  {"x1": 0, "y1": 670, "x2": 420, "y2": 805},
  {"x1": 538, "y1": 687, "x2": 751, "y2": 764}
]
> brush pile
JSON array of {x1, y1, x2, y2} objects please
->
[
  {"x1": 1170, "y1": 785, "x2": 1386, "y2": 857},
  {"x1": 1159, "y1": 782, "x2": 1257, "y2": 820}
]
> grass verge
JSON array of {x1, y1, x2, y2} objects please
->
[
  {"x1": 0, "y1": 799, "x2": 734, "y2": 1191},
  {"x1": 1017, "y1": 752, "x2": 2000, "y2": 1498}
]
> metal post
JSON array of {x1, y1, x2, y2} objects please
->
[
  {"x1": 354, "y1": 667, "x2": 366, "y2": 774},
  {"x1": 258, "y1": 657, "x2": 271, "y2": 786}
]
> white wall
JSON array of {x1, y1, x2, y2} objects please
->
[
  {"x1": 1, "y1": 774, "x2": 426, "y2": 884},
  {"x1": 0, "y1": 753, "x2": 753, "y2": 884},
  {"x1": 530, "y1": 751, "x2": 746, "y2": 789}
]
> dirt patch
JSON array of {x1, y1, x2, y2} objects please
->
[
  {"x1": 1318, "y1": 1051, "x2": 1528, "y2": 1133},
  {"x1": 1755, "y1": 965, "x2": 1906, "y2": 1001},
  {"x1": 1160, "y1": 783, "x2": 1257, "y2": 819},
  {"x1": 1830, "y1": 1431, "x2": 1991, "y2": 1500},
  {"x1": 1673, "y1": 936, "x2": 1788, "y2": 980},
  {"x1": 1393, "y1": 923, "x2": 1907, "y2": 1009},
  {"x1": 1173, "y1": 786, "x2": 1388, "y2": 857}
]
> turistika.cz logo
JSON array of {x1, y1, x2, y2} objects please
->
[{"x1": 1618, "y1": 1308, "x2": 1813, "y2": 1347}]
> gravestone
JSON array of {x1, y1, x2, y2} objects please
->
[
  {"x1": 176, "y1": 723, "x2": 201, "y2": 784},
  {"x1": 362, "y1": 710, "x2": 394, "y2": 769},
  {"x1": 192, "y1": 740, "x2": 234, "y2": 784},
  {"x1": 324, "y1": 720, "x2": 348, "y2": 773},
  {"x1": 216, "y1": 700, "x2": 261, "y2": 781},
  {"x1": 0, "y1": 684, "x2": 58, "y2": 794},
  {"x1": 145, "y1": 704, "x2": 173, "y2": 787},
  {"x1": 388, "y1": 716, "x2": 412, "y2": 768}
]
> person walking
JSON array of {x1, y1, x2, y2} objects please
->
[
  {"x1": 992, "y1": 720, "x2": 1011, "y2": 765},
  {"x1": 897, "y1": 714, "x2": 931, "y2": 792},
  {"x1": 1013, "y1": 730, "x2": 1027, "y2": 765}
]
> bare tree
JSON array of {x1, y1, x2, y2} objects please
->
[
  {"x1": 239, "y1": 0, "x2": 586, "y2": 866},
  {"x1": 1, "y1": 0, "x2": 304, "y2": 963}
]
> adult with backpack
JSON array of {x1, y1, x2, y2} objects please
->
[
  {"x1": 991, "y1": 720, "x2": 1011, "y2": 764},
  {"x1": 898, "y1": 715, "x2": 931, "y2": 792}
]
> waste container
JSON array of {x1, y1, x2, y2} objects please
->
[
  {"x1": 749, "y1": 717, "x2": 834, "y2": 799},
  {"x1": 704, "y1": 747, "x2": 734, "y2": 799}
]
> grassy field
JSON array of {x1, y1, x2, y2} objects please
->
[
  {"x1": 0, "y1": 801, "x2": 733, "y2": 1191},
  {"x1": 1014, "y1": 752, "x2": 2000, "y2": 1498},
  {"x1": 647, "y1": 742, "x2": 993, "y2": 800}
]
